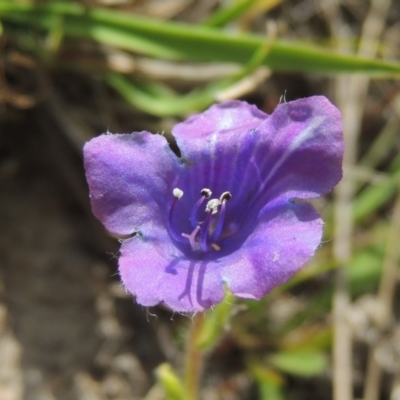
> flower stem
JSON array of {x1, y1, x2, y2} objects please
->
[{"x1": 184, "y1": 313, "x2": 205, "y2": 400}]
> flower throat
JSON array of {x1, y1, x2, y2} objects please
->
[{"x1": 168, "y1": 188, "x2": 232, "y2": 253}]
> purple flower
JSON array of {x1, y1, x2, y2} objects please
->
[{"x1": 84, "y1": 96, "x2": 343, "y2": 312}]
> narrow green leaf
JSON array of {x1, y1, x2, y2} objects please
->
[
  {"x1": 354, "y1": 166, "x2": 400, "y2": 223},
  {"x1": 195, "y1": 291, "x2": 235, "y2": 350},
  {"x1": 155, "y1": 363, "x2": 185, "y2": 400},
  {"x1": 107, "y1": 41, "x2": 271, "y2": 116},
  {"x1": 202, "y1": 0, "x2": 255, "y2": 27},
  {"x1": 268, "y1": 350, "x2": 328, "y2": 377},
  {"x1": 358, "y1": 116, "x2": 400, "y2": 171},
  {"x1": 348, "y1": 249, "x2": 383, "y2": 295},
  {"x1": 107, "y1": 74, "x2": 218, "y2": 116},
  {"x1": 1, "y1": 2, "x2": 400, "y2": 76},
  {"x1": 252, "y1": 366, "x2": 286, "y2": 400}
]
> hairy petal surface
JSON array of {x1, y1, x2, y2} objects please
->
[
  {"x1": 119, "y1": 224, "x2": 225, "y2": 312},
  {"x1": 220, "y1": 201, "x2": 323, "y2": 298},
  {"x1": 84, "y1": 132, "x2": 179, "y2": 236}
]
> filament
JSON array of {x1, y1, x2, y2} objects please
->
[{"x1": 190, "y1": 188, "x2": 212, "y2": 227}]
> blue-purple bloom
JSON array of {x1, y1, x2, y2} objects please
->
[{"x1": 84, "y1": 96, "x2": 343, "y2": 312}]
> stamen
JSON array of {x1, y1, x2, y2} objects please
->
[
  {"x1": 168, "y1": 188, "x2": 186, "y2": 243},
  {"x1": 212, "y1": 192, "x2": 232, "y2": 241},
  {"x1": 200, "y1": 210, "x2": 213, "y2": 252},
  {"x1": 190, "y1": 188, "x2": 212, "y2": 227},
  {"x1": 201, "y1": 197, "x2": 223, "y2": 251},
  {"x1": 169, "y1": 188, "x2": 231, "y2": 254}
]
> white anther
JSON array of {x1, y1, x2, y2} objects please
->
[
  {"x1": 220, "y1": 191, "x2": 232, "y2": 202},
  {"x1": 201, "y1": 188, "x2": 212, "y2": 198},
  {"x1": 173, "y1": 188, "x2": 184, "y2": 199},
  {"x1": 205, "y1": 198, "x2": 221, "y2": 214}
]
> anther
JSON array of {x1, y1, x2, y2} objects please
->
[
  {"x1": 220, "y1": 191, "x2": 232, "y2": 202},
  {"x1": 211, "y1": 243, "x2": 221, "y2": 251},
  {"x1": 201, "y1": 188, "x2": 212, "y2": 198},
  {"x1": 200, "y1": 198, "x2": 221, "y2": 252},
  {"x1": 169, "y1": 188, "x2": 232, "y2": 253},
  {"x1": 173, "y1": 188, "x2": 184, "y2": 199},
  {"x1": 190, "y1": 188, "x2": 212, "y2": 228},
  {"x1": 205, "y1": 198, "x2": 221, "y2": 214}
]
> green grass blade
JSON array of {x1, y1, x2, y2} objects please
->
[
  {"x1": 251, "y1": 366, "x2": 286, "y2": 400},
  {"x1": 2, "y1": 2, "x2": 400, "y2": 76},
  {"x1": 155, "y1": 364, "x2": 185, "y2": 400},
  {"x1": 354, "y1": 153, "x2": 400, "y2": 223},
  {"x1": 195, "y1": 291, "x2": 235, "y2": 350},
  {"x1": 107, "y1": 74, "x2": 222, "y2": 116},
  {"x1": 202, "y1": 0, "x2": 255, "y2": 27},
  {"x1": 268, "y1": 350, "x2": 328, "y2": 377}
]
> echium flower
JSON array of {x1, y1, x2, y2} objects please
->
[{"x1": 84, "y1": 96, "x2": 343, "y2": 312}]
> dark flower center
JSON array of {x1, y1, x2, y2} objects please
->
[{"x1": 168, "y1": 188, "x2": 232, "y2": 254}]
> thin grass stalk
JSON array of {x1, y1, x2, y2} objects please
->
[
  {"x1": 363, "y1": 165, "x2": 400, "y2": 400},
  {"x1": 184, "y1": 313, "x2": 205, "y2": 400},
  {"x1": 328, "y1": 1, "x2": 391, "y2": 399}
]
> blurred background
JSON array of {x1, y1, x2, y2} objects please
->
[{"x1": 1, "y1": 0, "x2": 400, "y2": 399}]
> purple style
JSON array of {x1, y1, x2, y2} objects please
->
[{"x1": 84, "y1": 97, "x2": 343, "y2": 312}]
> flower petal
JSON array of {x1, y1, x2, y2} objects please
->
[
  {"x1": 84, "y1": 132, "x2": 179, "y2": 236},
  {"x1": 118, "y1": 225, "x2": 225, "y2": 312},
  {"x1": 170, "y1": 97, "x2": 342, "y2": 236},
  {"x1": 251, "y1": 96, "x2": 343, "y2": 203},
  {"x1": 173, "y1": 100, "x2": 268, "y2": 143},
  {"x1": 219, "y1": 201, "x2": 322, "y2": 299}
]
